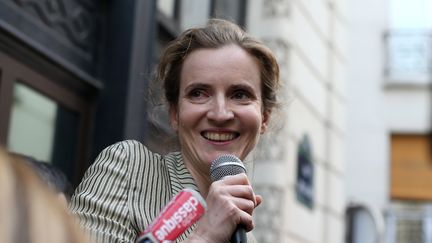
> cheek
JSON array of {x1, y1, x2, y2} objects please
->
[
  {"x1": 176, "y1": 104, "x2": 205, "y2": 128},
  {"x1": 239, "y1": 109, "x2": 264, "y2": 133}
]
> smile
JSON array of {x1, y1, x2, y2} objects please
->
[{"x1": 201, "y1": 131, "x2": 239, "y2": 142}]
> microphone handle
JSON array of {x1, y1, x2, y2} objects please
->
[{"x1": 231, "y1": 226, "x2": 247, "y2": 243}]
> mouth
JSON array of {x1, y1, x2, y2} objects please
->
[{"x1": 201, "y1": 131, "x2": 240, "y2": 142}]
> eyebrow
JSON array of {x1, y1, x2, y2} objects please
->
[
  {"x1": 185, "y1": 82, "x2": 211, "y2": 89},
  {"x1": 228, "y1": 83, "x2": 257, "y2": 93},
  {"x1": 184, "y1": 83, "x2": 211, "y2": 92},
  {"x1": 183, "y1": 81, "x2": 258, "y2": 94}
]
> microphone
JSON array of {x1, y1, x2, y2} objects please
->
[
  {"x1": 210, "y1": 154, "x2": 248, "y2": 243},
  {"x1": 137, "y1": 189, "x2": 207, "y2": 243}
]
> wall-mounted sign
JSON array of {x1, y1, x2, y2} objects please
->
[{"x1": 295, "y1": 134, "x2": 314, "y2": 209}]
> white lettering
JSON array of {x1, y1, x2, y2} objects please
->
[{"x1": 154, "y1": 195, "x2": 202, "y2": 241}]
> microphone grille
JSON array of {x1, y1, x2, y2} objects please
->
[{"x1": 210, "y1": 154, "x2": 246, "y2": 181}]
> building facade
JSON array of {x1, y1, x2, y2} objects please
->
[
  {"x1": 0, "y1": 0, "x2": 157, "y2": 186},
  {"x1": 247, "y1": 0, "x2": 347, "y2": 242},
  {"x1": 346, "y1": 0, "x2": 432, "y2": 242}
]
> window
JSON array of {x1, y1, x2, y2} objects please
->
[
  {"x1": 158, "y1": 0, "x2": 179, "y2": 20},
  {"x1": 0, "y1": 51, "x2": 92, "y2": 186},
  {"x1": 385, "y1": 31, "x2": 432, "y2": 84},
  {"x1": 385, "y1": 0, "x2": 432, "y2": 84},
  {"x1": 386, "y1": 203, "x2": 432, "y2": 243},
  {"x1": 390, "y1": 134, "x2": 432, "y2": 200}
]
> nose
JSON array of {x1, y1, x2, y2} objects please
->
[{"x1": 206, "y1": 95, "x2": 234, "y2": 122}]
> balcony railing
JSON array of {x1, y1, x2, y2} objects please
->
[
  {"x1": 384, "y1": 30, "x2": 432, "y2": 84},
  {"x1": 385, "y1": 204, "x2": 432, "y2": 243},
  {"x1": 346, "y1": 202, "x2": 432, "y2": 243}
]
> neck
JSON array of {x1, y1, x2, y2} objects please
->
[{"x1": 187, "y1": 164, "x2": 212, "y2": 198}]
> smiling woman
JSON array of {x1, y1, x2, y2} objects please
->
[{"x1": 69, "y1": 19, "x2": 280, "y2": 243}]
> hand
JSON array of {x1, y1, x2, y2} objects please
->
[{"x1": 187, "y1": 173, "x2": 262, "y2": 243}]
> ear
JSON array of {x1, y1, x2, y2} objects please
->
[
  {"x1": 260, "y1": 110, "x2": 271, "y2": 134},
  {"x1": 169, "y1": 104, "x2": 179, "y2": 131}
]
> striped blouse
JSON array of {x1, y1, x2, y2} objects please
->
[
  {"x1": 69, "y1": 140, "x2": 257, "y2": 243},
  {"x1": 70, "y1": 140, "x2": 198, "y2": 242}
]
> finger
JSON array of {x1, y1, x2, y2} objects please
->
[
  {"x1": 223, "y1": 184, "x2": 255, "y2": 203},
  {"x1": 231, "y1": 197, "x2": 256, "y2": 215},
  {"x1": 255, "y1": 194, "x2": 263, "y2": 207},
  {"x1": 220, "y1": 173, "x2": 250, "y2": 185},
  {"x1": 237, "y1": 209, "x2": 255, "y2": 232},
  {"x1": 216, "y1": 177, "x2": 258, "y2": 207},
  {"x1": 224, "y1": 202, "x2": 254, "y2": 232}
]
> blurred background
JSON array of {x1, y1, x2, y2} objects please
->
[{"x1": 0, "y1": 0, "x2": 430, "y2": 242}]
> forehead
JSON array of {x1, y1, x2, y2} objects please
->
[{"x1": 180, "y1": 45, "x2": 261, "y2": 88}]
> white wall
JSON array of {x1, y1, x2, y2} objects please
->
[
  {"x1": 346, "y1": 0, "x2": 391, "y2": 211},
  {"x1": 384, "y1": 88, "x2": 431, "y2": 132}
]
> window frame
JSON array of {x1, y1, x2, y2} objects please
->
[{"x1": 0, "y1": 51, "x2": 93, "y2": 186}]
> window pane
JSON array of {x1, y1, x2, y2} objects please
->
[
  {"x1": 7, "y1": 82, "x2": 56, "y2": 162},
  {"x1": 386, "y1": 31, "x2": 432, "y2": 84},
  {"x1": 387, "y1": 0, "x2": 432, "y2": 84},
  {"x1": 158, "y1": 0, "x2": 176, "y2": 19},
  {"x1": 180, "y1": 0, "x2": 211, "y2": 30},
  {"x1": 7, "y1": 82, "x2": 78, "y2": 180}
]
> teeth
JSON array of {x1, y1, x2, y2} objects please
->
[{"x1": 203, "y1": 132, "x2": 236, "y2": 141}]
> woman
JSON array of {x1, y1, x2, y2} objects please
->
[
  {"x1": 70, "y1": 19, "x2": 280, "y2": 243},
  {"x1": 0, "y1": 149, "x2": 89, "y2": 243}
]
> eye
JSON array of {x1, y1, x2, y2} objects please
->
[
  {"x1": 232, "y1": 90, "x2": 252, "y2": 101},
  {"x1": 189, "y1": 89, "x2": 203, "y2": 97},
  {"x1": 187, "y1": 88, "x2": 209, "y2": 101}
]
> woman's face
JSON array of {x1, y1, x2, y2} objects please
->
[{"x1": 170, "y1": 44, "x2": 270, "y2": 175}]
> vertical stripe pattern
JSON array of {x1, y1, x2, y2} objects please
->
[{"x1": 69, "y1": 140, "x2": 198, "y2": 243}]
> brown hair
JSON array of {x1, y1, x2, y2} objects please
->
[
  {"x1": 156, "y1": 18, "x2": 280, "y2": 114},
  {"x1": 0, "y1": 149, "x2": 89, "y2": 243}
]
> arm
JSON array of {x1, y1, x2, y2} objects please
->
[{"x1": 69, "y1": 141, "x2": 134, "y2": 243}]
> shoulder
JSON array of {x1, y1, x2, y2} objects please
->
[
  {"x1": 79, "y1": 140, "x2": 163, "y2": 186},
  {"x1": 111, "y1": 140, "x2": 173, "y2": 185},
  {"x1": 120, "y1": 140, "x2": 163, "y2": 161},
  {"x1": 101, "y1": 140, "x2": 152, "y2": 156},
  {"x1": 96, "y1": 140, "x2": 162, "y2": 166}
]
